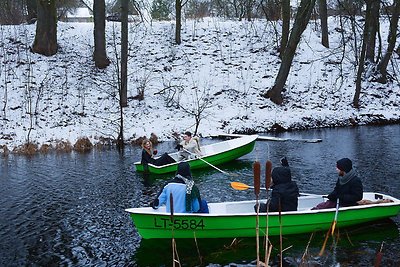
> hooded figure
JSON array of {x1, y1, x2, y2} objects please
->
[
  {"x1": 258, "y1": 166, "x2": 299, "y2": 212},
  {"x1": 152, "y1": 162, "x2": 202, "y2": 213}
]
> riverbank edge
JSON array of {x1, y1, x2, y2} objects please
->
[{"x1": 1, "y1": 117, "x2": 399, "y2": 157}]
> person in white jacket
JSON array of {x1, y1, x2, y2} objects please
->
[{"x1": 177, "y1": 131, "x2": 202, "y2": 161}]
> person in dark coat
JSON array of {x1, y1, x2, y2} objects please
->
[
  {"x1": 257, "y1": 158, "x2": 299, "y2": 212},
  {"x1": 141, "y1": 139, "x2": 175, "y2": 170},
  {"x1": 312, "y1": 158, "x2": 363, "y2": 209}
]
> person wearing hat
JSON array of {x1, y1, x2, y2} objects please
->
[
  {"x1": 256, "y1": 157, "x2": 299, "y2": 212},
  {"x1": 152, "y1": 162, "x2": 208, "y2": 213},
  {"x1": 312, "y1": 158, "x2": 363, "y2": 210}
]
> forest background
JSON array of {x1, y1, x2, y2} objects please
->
[{"x1": 0, "y1": 0, "x2": 399, "y2": 154}]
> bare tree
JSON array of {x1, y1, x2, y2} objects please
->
[
  {"x1": 116, "y1": 0, "x2": 129, "y2": 148},
  {"x1": 93, "y1": 0, "x2": 110, "y2": 69},
  {"x1": 265, "y1": 0, "x2": 316, "y2": 105},
  {"x1": 365, "y1": 0, "x2": 380, "y2": 62},
  {"x1": 32, "y1": 0, "x2": 58, "y2": 56},
  {"x1": 280, "y1": 0, "x2": 290, "y2": 57},
  {"x1": 376, "y1": 0, "x2": 400, "y2": 83},
  {"x1": 175, "y1": 0, "x2": 189, "y2": 44},
  {"x1": 318, "y1": 0, "x2": 329, "y2": 48},
  {"x1": 354, "y1": 0, "x2": 374, "y2": 107}
]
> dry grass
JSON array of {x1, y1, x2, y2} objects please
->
[
  {"x1": 13, "y1": 142, "x2": 39, "y2": 155},
  {"x1": 0, "y1": 145, "x2": 9, "y2": 156},
  {"x1": 73, "y1": 137, "x2": 93, "y2": 152},
  {"x1": 150, "y1": 133, "x2": 158, "y2": 145},
  {"x1": 54, "y1": 140, "x2": 73, "y2": 152},
  {"x1": 39, "y1": 144, "x2": 53, "y2": 153}
]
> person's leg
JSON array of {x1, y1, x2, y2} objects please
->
[{"x1": 311, "y1": 200, "x2": 337, "y2": 210}]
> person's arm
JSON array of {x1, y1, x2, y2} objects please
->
[
  {"x1": 141, "y1": 150, "x2": 154, "y2": 165},
  {"x1": 341, "y1": 178, "x2": 363, "y2": 204},
  {"x1": 327, "y1": 180, "x2": 339, "y2": 201},
  {"x1": 152, "y1": 186, "x2": 168, "y2": 209}
]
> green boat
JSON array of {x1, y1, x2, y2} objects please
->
[
  {"x1": 125, "y1": 192, "x2": 400, "y2": 239},
  {"x1": 134, "y1": 135, "x2": 258, "y2": 174}
]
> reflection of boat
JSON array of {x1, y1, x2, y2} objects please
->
[
  {"x1": 134, "y1": 135, "x2": 258, "y2": 174},
  {"x1": 132, "y1": 219, "x2": 399, "y2": 266},
  {"x1": 125, "y1": 192, "x2": 400, "y2": 239}
]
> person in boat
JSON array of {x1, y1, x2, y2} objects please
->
[
  {"x1": 141, "y1": 139, "x2": 175, "y2": 170},
  {"x1": 176, "y1": 131, "x2": 202, "y2": 161},
  {"x1": 257, "y1": 157, "x2": 299, "y2": 212},
  {"x1": 152, "y1": 162, "x2": 208, "y2": 213},
  {"x1": 312, "y1": 158, "x2": 363, "y2": 210}
]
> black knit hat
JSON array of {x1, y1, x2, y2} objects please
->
[
  {"x1": 176, "y1": 162, "x2": 192, "y2": 178},
  {"x1": 337, "y1": 158, "x2": 352, "y2": 173}
]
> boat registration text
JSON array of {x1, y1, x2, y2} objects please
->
[{"x1": 154, "y1": 218, "x2": 205, "y2": 230}]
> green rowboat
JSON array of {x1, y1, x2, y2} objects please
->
[
  {"x1": 134, "y1": 135, "x2": 258, "y2": 174},
  {"x1": 125, "y1": 192, "x2": 400, "y2": 239}
]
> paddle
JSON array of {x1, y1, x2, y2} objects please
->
[
  {"x1": 231, "y1": 182, "x2": 321, "y2": 198},
  {"x1": 318, "y1": 198, "x2": 339, "y2": 257},
  {"x1": 182, "y1": 148, "x2": 239, "y2": 176}
]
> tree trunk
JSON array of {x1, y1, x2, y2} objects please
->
[
  {"x1": 93, "y1": 0, "x2": 110, "y2": 69},
  {"x1": 280, "y1": 0, "x2": 290, "y2": 58},
  {"x1": 354, "y1": 1, "x2": 372, "y2": 108},
  {"x1": 376, "y1": 0, "x2": 400, "y2": 83},
  {"x1": 32, "y1": 0, "x2": 57, "y2": 56},
  {"x1": 266, "y1": 0, "x2": 316, "y2": 105},
  {"x1": 120, "y1": 0, "x2": 128, "y2": 108},
  {"x1": 365, "y1": 0, "x2": 380, "y2": 62},
  {"x1": 246, "y1": 0, "x2": 252, "y2": 21},
  {"x1": 175, "y1": 0, "x2": 182, "y2": 44},
  {"x1": 318, "y1": 0, "x2": 329, "y2": 48},
  {"x1": 26, "y1": 0, "x2": 37, "y2": 23}
]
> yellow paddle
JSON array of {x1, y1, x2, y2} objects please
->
[{"x1": 231, "y1": 181, "x2": 267, "y2": 191}]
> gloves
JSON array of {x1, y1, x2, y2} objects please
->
[
  {"x1": 151, "y1": 199, "x2": 159, "y2": 209},
  {"x1": 175, "y1": 144, "x2": 183, "y2": 150},
  {"x1": 281, "y1": 157, "x2": 289, "y2": 167}
]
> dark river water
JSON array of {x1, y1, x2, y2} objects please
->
[{"x1": 1, "y1": 125, "x2": 400, "y2": 266}]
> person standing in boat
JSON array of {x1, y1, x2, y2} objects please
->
[
  {"x1": 312, "y1": 158, "x2": 363, "y2": 209},
  {"x1": 176, "y1": 131, "x2": 202, "y2": 161},
  {"x1": 141, "y1": 139, "x2": 175, "y2": 171},
  {"x1": 257, "y1": 157, "x2": 299, "y2": 212},
  {"x1": 152, "y1": 162, "x2": 208, "y2": 213}
]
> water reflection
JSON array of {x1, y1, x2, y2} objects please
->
[{"x1": 1, "y1": 125, "x2": 400, "y2": 266}]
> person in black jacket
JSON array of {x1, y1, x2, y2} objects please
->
[
  {"x1": 257, "y1": 158, "x2": 299, "y2": 212},
  {"x1": 312, "y1": 158, "x2": 363, "y2": 209},
  {"x1": 141, "y1": 139, "x2": 175, "y2": 171}
]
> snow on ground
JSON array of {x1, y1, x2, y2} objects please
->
[{"x1": 0, "y1": 16, "x2": 399, "y2": 151}]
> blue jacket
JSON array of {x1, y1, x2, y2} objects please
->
[{"x1": 153, "y1": 176, "x2": 201, "y2": 213}]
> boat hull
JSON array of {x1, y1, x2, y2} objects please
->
[
  {"x1": 126, "y1": 193, "x2": 400, "y2": 239},
  {"x1": 135, "y1": 135, "x2": 257, "y2": 174}
]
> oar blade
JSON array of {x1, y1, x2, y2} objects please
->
[{"x1": 230, "y1": 182, "x2": 250, "y2": 190}]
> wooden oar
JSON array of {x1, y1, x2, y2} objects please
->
[
  {"x1": 183, "y1": 148, "x2": 239, "y2": 176},
  {"x1": 318, "y1": 198, "x2": 340, "y2": 257}
]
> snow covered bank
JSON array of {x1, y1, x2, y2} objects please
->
[{"x1": 1, "y1": 17, "x2": 399, "y2": 152}]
